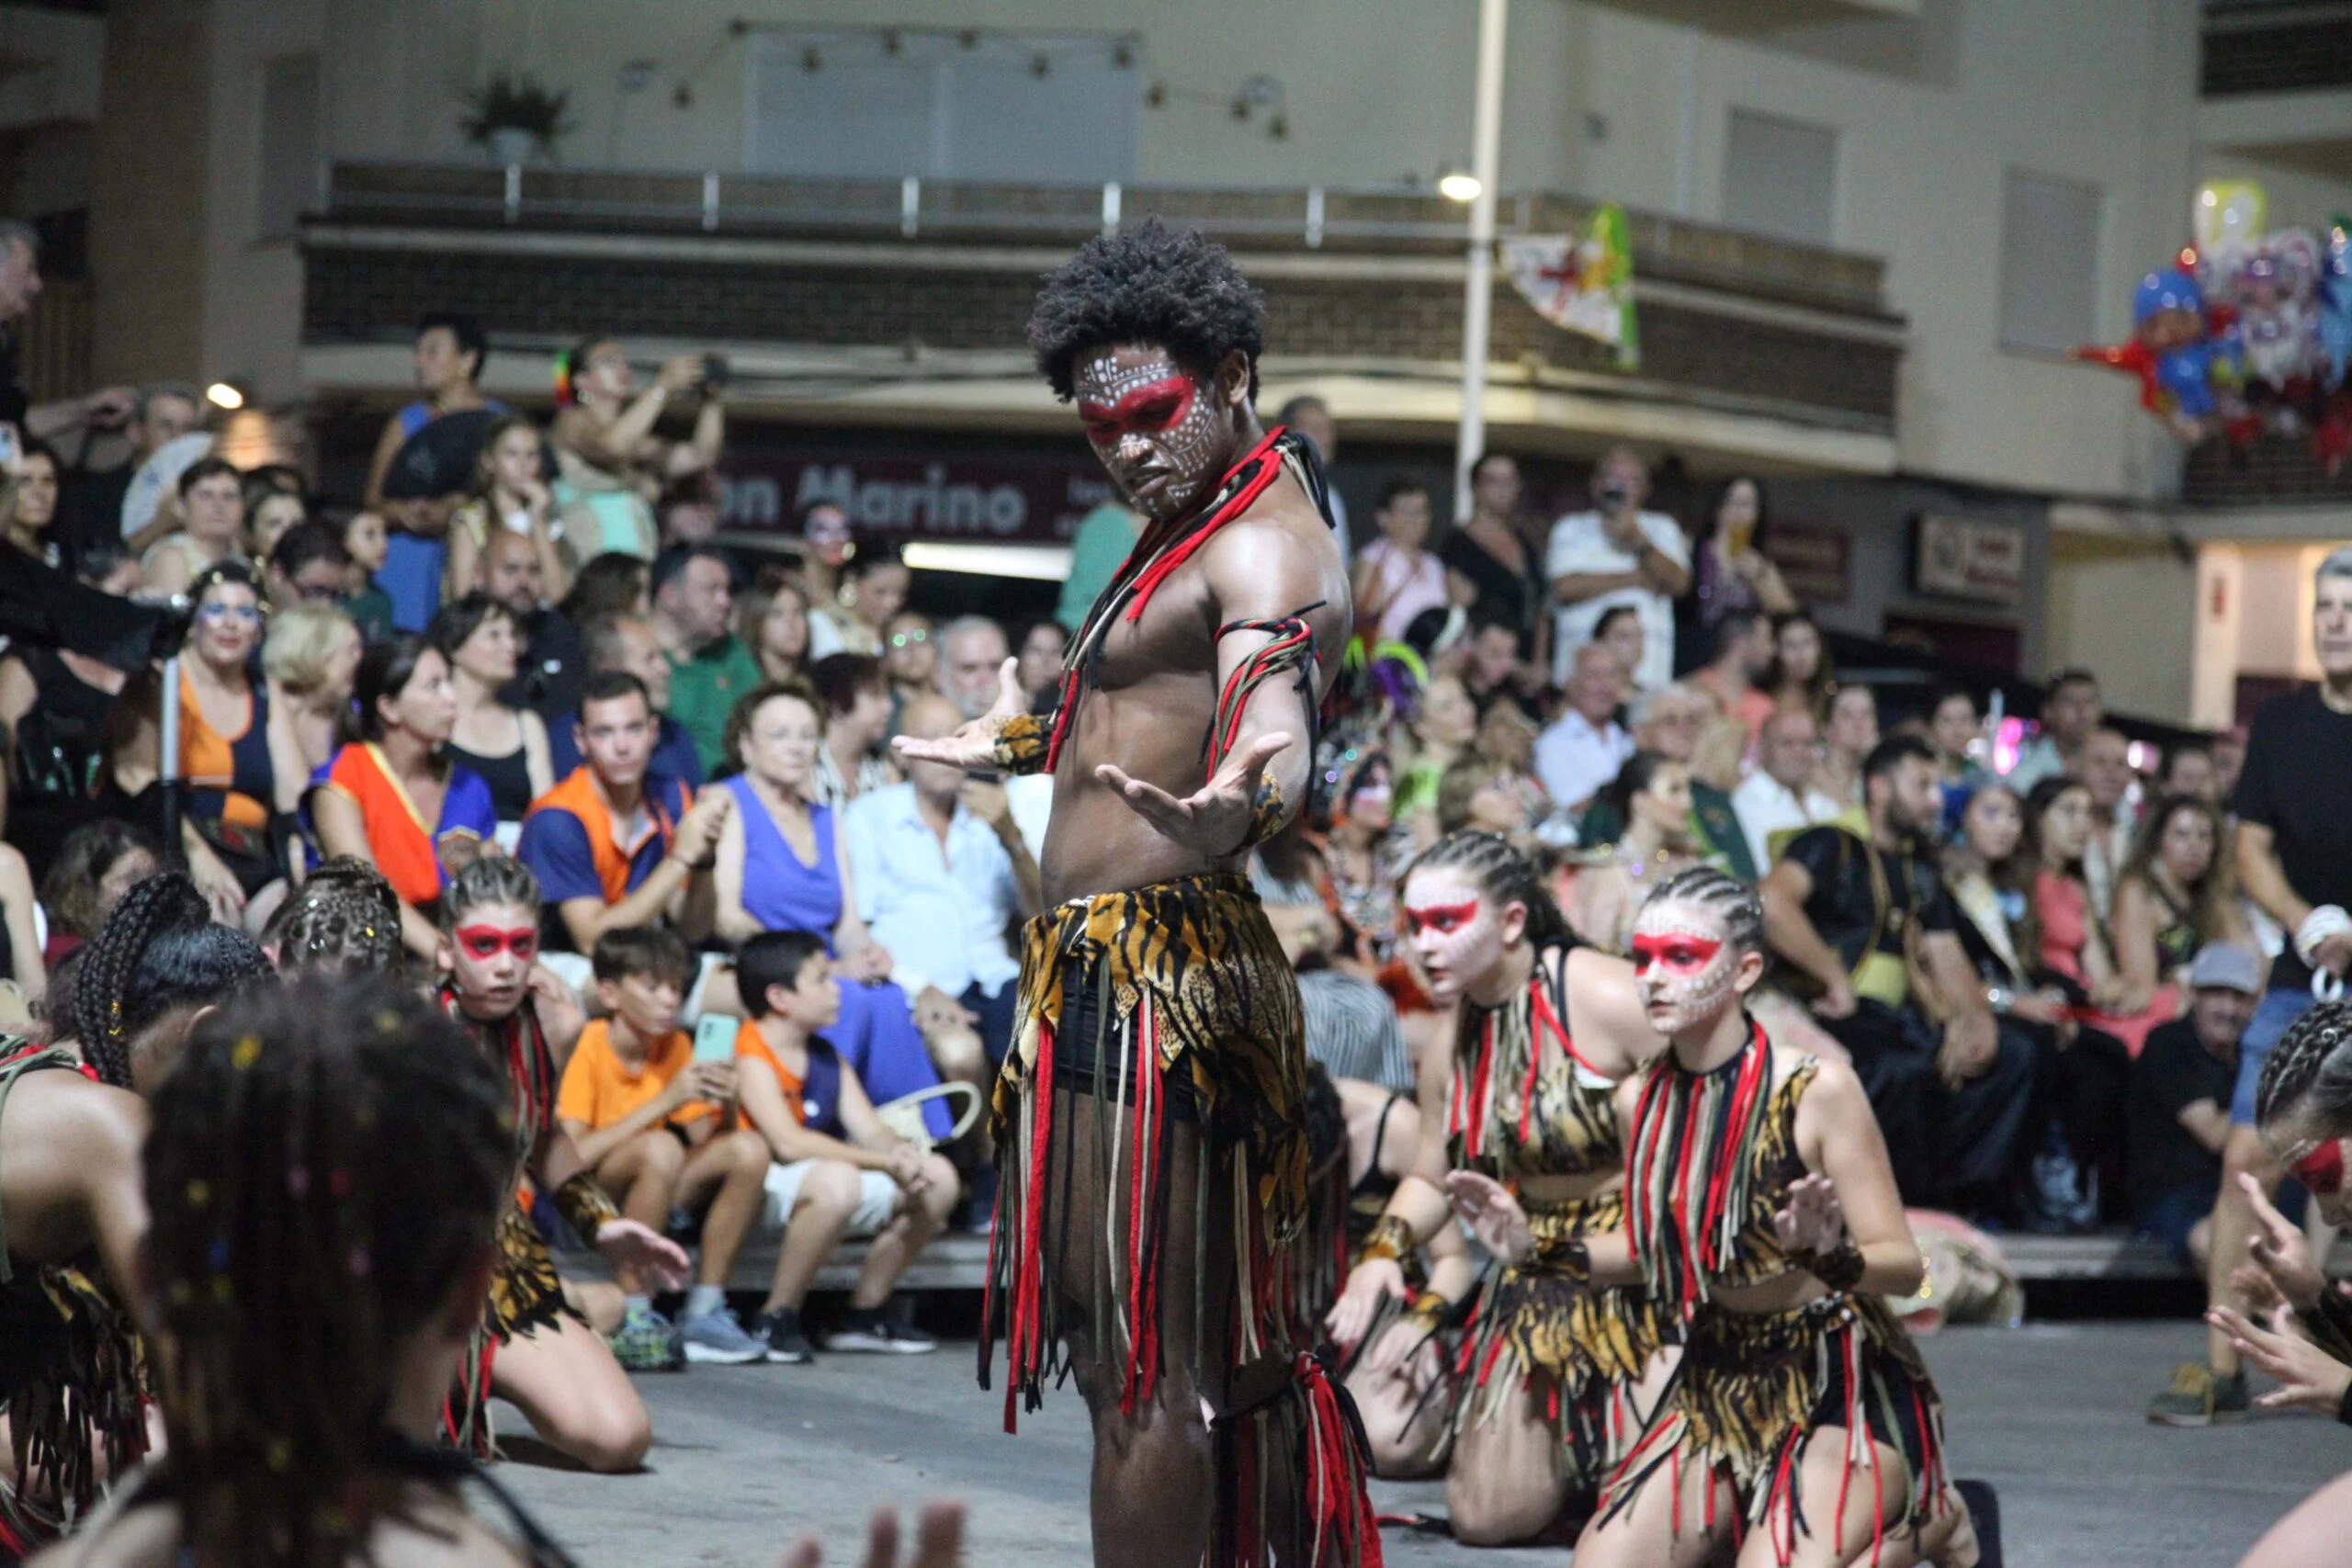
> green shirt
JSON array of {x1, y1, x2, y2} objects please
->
[
  {"x1": 664, "y1": 633, "x2": 764, "y2": 775},
  {"x1": 1057, "y1": 502, "x2": 1142, "y2": 631},
  {"x1": 343, "y1": 583, "x2": 398, "y2": 645}
]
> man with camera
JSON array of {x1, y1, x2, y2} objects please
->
[{"x1": 1544, "y1": 443, "x2": 1690, "y2": 692}]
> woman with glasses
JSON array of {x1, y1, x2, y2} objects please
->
[
  {"x1": 881, "y1": 610, "x2": 934, "y2": 721},
  {"x1": 309, "y1": 635, "x2": 496, "y2": 960}
]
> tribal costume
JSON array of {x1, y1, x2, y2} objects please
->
[
  {"x1": 1600, "y1": 1024, "x2": 1950, "y2": 1566},
  {"x1": 435, "y1": 990, "x2": 615, "y2": 1458},
  {"x1": 1443, "y1": 951, "x2": 1668, "y2": 1487},
  {"x1": 0, "y1": 1042, "x2": 148, "y2": 1561},
  {"x1": 983, "y1": 429, "x2": 1379, "y2": 1568}
]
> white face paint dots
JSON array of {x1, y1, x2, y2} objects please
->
[
  {"x1": 1073, "y1": 347, "x2": 1230, "y2": 521},
  {"x1": 1630, "y1": 899, "x2": 1742, "y2": 1037}
]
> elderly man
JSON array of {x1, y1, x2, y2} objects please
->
[
  {"x1": 483, "y1": 528, "x2": 586, "y2": 724},
  {"x1": 1572, "y1": 680, "x2": 1756, "y2": 877},
  {"x1": 933, "y1": 615, "x2": 1012, "y2": 722},
  {"x1": 648, "y1": 544, "x2": 761, "y2": 774},
  {"x1": 1532, "y1": 643, "x2": 1631, "y2": 814},
  {"x1": 66, "y1": 382, "x2": 201, "y2": 558},
  {"x1": 1544, "y1": 444, "x2": 1690, "y2": 691},
  {"x1": 1732, "y1": 706, "x2": 1843, "y2": 875},
  {"x1": 0, "y1": 221, "x2": 134, "y2": 456}
]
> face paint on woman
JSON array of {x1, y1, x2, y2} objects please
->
[
  {"x1": 1630, "y1": 900, "x2": 1739, "y2": 1035},
  {"x1": 1402, "y1": 869, "x2": 1502, "y2": 1005}
]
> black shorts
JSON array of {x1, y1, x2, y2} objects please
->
[{"x1": 1048, "y1": 958, "x2": 1201, "y2": 1122}]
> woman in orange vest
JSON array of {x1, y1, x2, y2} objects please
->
[{"x1": 311, "y1": 635, "x2": 497, "y2": 961}]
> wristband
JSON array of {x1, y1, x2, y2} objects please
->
[
  {"x1": 1531, "y1": 1232, "x2": 1593, "y2": 1283},
  {"x1": 1359, "y1": 1213, "x2": 1416, "y2": 1265},
  {"x1": 553, "y1": 1171, "x2": 620, "y2": 1247},
  {"x1": 990, "y1": 713, "x2": 1050, "y2": 776},
  {"x1": 1232, "y1": 776, "x2": 1288, "y2": 855},
  {"x1": 1793, "y1": 1237, "x2": 1865, "y2": 1292},
  {"x1": 1404, "y1": 1289, "x2": 1449, "y2": 1325}
]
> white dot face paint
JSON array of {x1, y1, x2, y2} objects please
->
[
  {"x1": 1630, "y1": 899, "x2": 1740, "y2": 1038},
  {"x1": 1401, "y1": 866, "x2": 1503, "y2": 1007},
  {"x1": 1073, "y1": 346, "x2": 1230, "y2": 521}
]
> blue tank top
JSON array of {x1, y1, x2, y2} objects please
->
[{"x1": 724, "y1": 775, "x2": 842, "y2": 947}]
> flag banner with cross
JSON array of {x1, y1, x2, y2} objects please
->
[{"x1": 1502, "y1": 202, "x2": 1639, "y2": 370}]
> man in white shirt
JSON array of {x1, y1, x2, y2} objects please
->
[
  {"x1": 1732, "y1": 706, "x2": 1846, "y2": 874},
  {"x1": 845, "y1": 694, "x2": 1042, "y2": 1081},
  {"x1": 1534, "y1": 644, "x2": 1634, "y2": 814},
  {"x1": 1545, "y1": 445, "x2": 1690, "y2": 692}
]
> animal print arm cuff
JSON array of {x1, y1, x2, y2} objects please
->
[
  {"x1": 989, "y1": 714, "x2": 1050, "y2": 776},
  {"x1": 1404, "y1": 1289, "x2": 1452, "y2": 1329},
  {"x1": 1793, "y1": 1238, "x2": 1866, "y2": 1292},
  {"x1": 554, "y1": 1170, "x2": 620, "y2": 1247},
  {"x1": 1532, "y1": 1232, "x2": 1593, "y2": 1284},
  {"x1": 1232, "y1": 776, "x2": 1289, "y2": 854},
  {"x1": 1359, "y1": 1213, "x2": 1417, "y2": 1265}
]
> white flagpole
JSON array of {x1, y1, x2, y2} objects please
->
[{"x1": 1453, "y1": 0, "x2": 1510, "y2": 522}]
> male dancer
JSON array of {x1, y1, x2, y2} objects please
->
[{"x1": 897, "y1": 219, "x2": 1375, "y2": 1567}]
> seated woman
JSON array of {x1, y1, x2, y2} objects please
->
[
  {"x1": 140, "y1": 457, "x2": 246, "y2": 598},
  {"x1": 808, "y1": 652, "x2": 899, "y2": 810},
  {"x1": 260, "y1": 602, "x2": 362, "y2": 814},
  {"x1": 560, "y1": 548, "x2": 650, "y2": 628},
  {"x1": 548, "y1": 338, "x2": 722, "y2": 561},
  {"x1": 0, "y1": 545, "x2": 138, "y2": 874},
  {"x1": 432, "y1": 592, "x2": 555, "y2": 837},
  {"x1": 0, "y1": 439, "x2": 61, "y2": 566},
  {"x1": 446, "y1": 412, "x2": 574, "y2": 607},
  {"x1": 1567, "y1": 751, "x2": 1702, "y2": 955},
  {"x1": 109, "y1": 562, "x2": 300, "y2": 931},
  {"x1": 2111, "y1": 792, "x2": 2247, "y2": 1034},
  {"x1": 712, "y1": 682, "x2": 952, "y2": 1138},
  {"x1": 309, "y1": 636, "x2": 496, "y2": 961},
  {"x1": 2023, "y1": 775, "x2": 2134, "y2": 1225},
  {"x1": 35, "y1": 819, "x2": 156, "y2": 974},
  {"x1": 243, "y1": 473, "x2": 307, "y2": 567},
  {"x1": 1945, "y1": 782, "x2": 2074, "y2": 1034},
  {"x1": 741, "y1": 576, "x2": 811, "y2": 685}
]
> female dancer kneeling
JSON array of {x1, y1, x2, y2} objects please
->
[
  {"x1": 433, "y1": 855, "x2": 686, "y2": 1468},
  {"x1": 1450, "y1": 866, "x2": 1979, "y2": 1568},
  {"x1": 1326, "y1": 830, "x2": 1672, "y2": 1542},
  {"x1": 36, "y1": 976, "x2": 964, "y2": 1568}
]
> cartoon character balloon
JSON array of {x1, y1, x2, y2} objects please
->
[{"x1": 2072, "y1": 267, "x2": 2222, "y2": 438}]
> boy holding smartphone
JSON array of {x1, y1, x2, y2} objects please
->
[{"x1": 556, "y1": 926, "x2": 773, "y2": 1366}]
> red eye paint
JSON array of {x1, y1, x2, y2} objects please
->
[
  {"x1": 2293, "y1": 1139, "x2": 2346, "y2": 1198},
  {"x1": 1629, "y1": 933, "x2": 1724, "y2": 976},
  {"x1": 1077, "y1": 376, "x2": 1198, "y2": 444},
  {"x1": 1403, "y1": 898, "x2": 1479, "y2": 937},
  {"x1": 457, "y1": 925, "x2": 538, "y2": 963}
]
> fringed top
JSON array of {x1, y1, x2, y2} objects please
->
[
  {"x1": 438, "y1": 987, "x2": 557, "y2": 1174},
  {"x1": 1448, "y1": 945, "x2": 1620, "y2": 1181},
  {"x1": 1624, "y1": 1021, "x2": 1816, "y2": 1321}
]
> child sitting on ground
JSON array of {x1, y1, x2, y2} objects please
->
[
  {"x1": 731, "y1": 929, "x2": 959, "y2": 1363},
  {"x1": 556, "y1": 925, "x2": 773, "y2": 1367}
]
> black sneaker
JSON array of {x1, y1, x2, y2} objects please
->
[
  {"x1": 753, "y1": 1306, "x2": 815, "y2": 1364},
  {"x1": 2146, "y1": 1362, "x2": 2249, "y2": 1427},
  {"x1": 830, "y1": 1308, "x2": 939, "y2": 1355}
]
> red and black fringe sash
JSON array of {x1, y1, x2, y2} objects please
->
[
  {"x1": 1624, "y1": 1021, "x2": 1777, "y2": 1322},
  {"x1": 1447, "y1": 950, "x2": 1617, "y2": 1180}
]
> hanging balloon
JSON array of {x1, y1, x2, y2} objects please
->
[{"x1": 2195, "y1": 181, "x2": 2267, "y2": 273}]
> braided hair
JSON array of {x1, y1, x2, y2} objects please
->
[
  {"x1": 1639, "y1": 865, "x2": 1768, "y2": 962},
  {"x1": 1401, "y1": 829, "x2": 1575, "y2": 953},
  {"x1": 440, "y1": 854, "x2": 544, "y2": 930},
  {"x1": 142, "y1": 977, "x2": 510, "y2": 1568},
  {"x1": 266, "y1": 859, "x2": 404, "y2": 979},
  {"x1": 71, "y1": 872, "x2": 273, "y2": 1089},
  {"x1": 2254, "y1": 999, "x2": 2352, "y2": 1136}
]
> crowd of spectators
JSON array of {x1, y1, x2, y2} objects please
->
[{"x1": 0, "y1": 248, "x2": 2337, "y2": 1397}]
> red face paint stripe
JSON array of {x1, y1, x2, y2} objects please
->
[{"x1": 1077, "y1": 375, "x2": 1196, "y2": 439}]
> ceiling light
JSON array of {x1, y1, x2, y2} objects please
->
[
  {"x1": 205, "y1": 382, "x2": 244, "y2": 410},
  {"x1": 1438, "y1": 169, "x2": 1483, "y2": 203}
]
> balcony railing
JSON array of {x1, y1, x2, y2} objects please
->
[{"x1": 312, "y1": 161, "x2": 1890, "y2": 316}]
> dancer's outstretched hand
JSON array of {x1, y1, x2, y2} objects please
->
[
  {"x1": 2242, "y1": 1170, "x2": 2326, "y2": 1311},
  {"x1": 2209, "y1": 1302, "x2": 2352, "y2": 1415},
  {"x1": 1096, "y1": 733, "x2": 1291, "y2": 859},
  {"x1": 1326, "y1": 1256, "x2": 1407, "y2": 1348},
  {"x1": 1443, "y1": 1170, "x2": 1533, "y2": 1266},
  {"x1": 1772, "y1": 1173, "x2": 1846, "y2": 1258},
  {"x1": 595, "y1": 1219, "x2": 688, "y2": 1292},
  {"x1": 892, "y1": 660, "x2": 1025, "y2": 771},
  {"x1": 778, "y1": 1503, "x2": 967, "y2": 1568}
]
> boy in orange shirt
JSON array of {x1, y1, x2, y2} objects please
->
[
  {"x1": 731, "y1": 930, "x2": 960, "y2": 1362},
  {"x1": 557, "y1": 926, "x2": 773, "y2": 1367}
]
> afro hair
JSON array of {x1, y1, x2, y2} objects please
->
[{"x1": 1028, "y1": 217, "x2": 1267, "y2": 403}]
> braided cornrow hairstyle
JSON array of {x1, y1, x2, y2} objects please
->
[
  {"x1": 440, "y1": 854, "x2": 544, "y2": 930},
  {"x1": 71, "y1": 871, "x2": 249, "y2": 1089},
  {"x1": 2254, "y1": 999, "x2": 2352, "y2": 1137},
  {"x1": 143, "y1": 978, "x2": 510, "y2": 1568},
  {"x1": 266, "y1": 859, "x2": 404, "y2": 979},
  {"x1": 1401, "y1": 829, "x2": 1576, "y2": 953},
  {"x1": 1640, "y1": 865, "x2": 1768, "y2": 962}
]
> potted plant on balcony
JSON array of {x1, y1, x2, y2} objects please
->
[{"x1": 461, "y1": 71, "x2": 571, "y2": 166}]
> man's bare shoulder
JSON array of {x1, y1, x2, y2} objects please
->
[
  {"x1": 7, "y1": 1066, "x2": 144, "y2": 1161},
  {"x1": 1195, "y1": 469, "x2": 1349, "y2": 626}
]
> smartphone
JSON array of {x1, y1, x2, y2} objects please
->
[{"x1": 692, "y1": 1011, "x2": 739, "y2": 1065}]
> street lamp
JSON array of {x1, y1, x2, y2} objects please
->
[
  {"x1": 1453, "y1": 0, "x2": 1508, "y2": 522},
  {"x1": 1438, "y1": 167, "x2": 1483, "y2": 203}
]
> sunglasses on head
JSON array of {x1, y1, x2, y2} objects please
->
[
  {"x1": 889, "y1": 629, "x2": 930, "y2": 649},
  {"x1": 455, "y1": 925, "x2": 538, "y2": 963}
]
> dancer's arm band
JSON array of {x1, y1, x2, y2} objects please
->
[
  {"x1": 1405, "y1": 1289, "x2": 1451, "y2": 1328},
  {"x1": 1794, "y1": 1239, "x2": 1866, "y2": 1292},
  {"x1": 1232, "y1": 777, "x2": 1288, "y2": 854},
  {"x1": 989, "y1": 714, "x2": 1050, "y2": 776},
  {"x1": 554, "y1": 1171, "x2": 620, "y2": 1247},
  {"x1": 1359, "y1": 1213, "x2": 1417, "y2": 1264}
]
